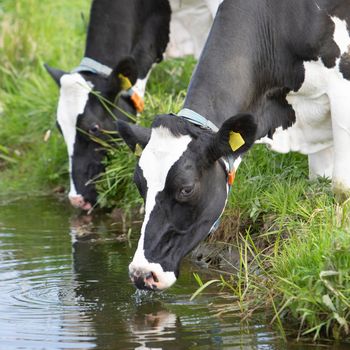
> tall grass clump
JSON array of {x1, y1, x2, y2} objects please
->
[{"x1": 272, "y1": 201, "x2": 350, "y2": 340}]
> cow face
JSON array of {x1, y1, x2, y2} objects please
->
[
  {"x1": 45, "y1": 58, "x2": 137, "y2": 210},
  {"x1": 118, "y1": 113, "x2": 257, "y2": 290}
]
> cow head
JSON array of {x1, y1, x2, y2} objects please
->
[
  {"x1": 45, "y1": 58, "x2": 138, "y2": 210},
  {"x1": 118, "y1": 113, "x2": 257, "y2": 290}
]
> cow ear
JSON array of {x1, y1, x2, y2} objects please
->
[
  {"x1": 117, "y1": 120, "x2": 151, "y2": 154},
  {"x1": 108, "y1": 57, "x2": 138, "y2": 93},
  {"x1": 207, "y1": 113, "x2": 257, "y2": 162},
  {"x1": 44, "y1": 64, "x2": 67, "y2": 86}
]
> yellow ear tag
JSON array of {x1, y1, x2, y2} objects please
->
[
  {"x1": 229, "y1": 131, "x2": 245, "y2": 151},
  {"x1": 134, "y1": 143, "x2": 143, "y2": 157},
  {"x1": 118, "y1": 73, "x2": 132, "y2": 91}
]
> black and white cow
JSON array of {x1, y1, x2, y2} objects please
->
[
  {"x1": 118, "y1": 0, "x2": 350, "y2": 290},
  {"x1": 45, "y1": 0, "x2": 171, "y2": 211},
  {"x1": 46, "y1": 0, "x2": 221, "y2": 211}
]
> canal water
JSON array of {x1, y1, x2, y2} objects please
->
[{"x1": 0, "y1": 197, "x2": 348, "y2": 350}]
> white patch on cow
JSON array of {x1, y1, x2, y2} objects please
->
[
  {"x1": 57, "y1": 73, "x2": 92, "y2": 198},
  {"x1": 332, "y1": 17, "x2": 350, "y2": 56},
  {"x1": 259, "y1": 60, "x2": 332, "y2": 156},
  {"x1": 326, "y1": 18, "x2": 350, "y2": 192},
  {"x1": 166, "y1": 0, "x2": 222, "y2": 59},
  {"x1": 308, "y1": 147, "x2": 334, "y2": 180},
  {"x1": 133, "y1": 76, "x2": 149, "y2": 98},
  {"x1": 129, "y1": 126, "x2": 192, "y2": 289},
  {"x1": 258, "y1": 16, "x2": 350, "y2": 192},
  {"x1": 233, "y1": 156, "x2": 242, "y2": 171}
]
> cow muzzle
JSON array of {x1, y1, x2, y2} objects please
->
[
  {"x1": 69, "y1": 195, "x2": 92, "y2": 211},
  {"x1": 129, "y1": 263, "x2": 177, "y2": 291}
]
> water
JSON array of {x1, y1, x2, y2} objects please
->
[{"x1": 0, "y1": 197, "x2": 348, "y2": 350}]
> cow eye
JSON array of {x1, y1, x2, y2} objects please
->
[
  {"x1": 89, "y1": 124, "x2": 100, "y2": 134},
  {"x1": 179, "y1": 185, "x2": 195, "y2": 198}
]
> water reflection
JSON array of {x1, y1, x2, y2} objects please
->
[
  {"x1": 67, "y1": 217, "x2": 313, "y2": 350},
  {"x1": 130, "y1": 304, "x2": 177, "y2": 350},
  {"x1": 0, "y1": 197, "x2": 349, "y2": 350}
]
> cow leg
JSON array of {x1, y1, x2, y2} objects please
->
[
  {"x1": 329, "y1": 79, "x2": 350, "y2": 200},
  {"x1": 308, "y1": 147, "x2": 333, "y2": 180}
]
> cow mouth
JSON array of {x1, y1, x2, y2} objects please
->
[
  {"x1": 69, "y1": 195, "x2": 93, "y2": 211},
  {"x1": 81, "y1": 201, "x2": 92, "y2": 211},
  {"x1": 130, "y1": 271, "x2": 162, "y2": 291}
]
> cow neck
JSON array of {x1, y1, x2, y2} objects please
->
[
  {"x1": 83, "y1": 0, "x2": 134, "y2": 69},
  {"x1": 182, "y1": 1, "x2": 256, "y2": 130}
]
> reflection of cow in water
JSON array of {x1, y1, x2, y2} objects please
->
[{"x1": 69, "y1": 216, "x2": 181, "y2": 349}]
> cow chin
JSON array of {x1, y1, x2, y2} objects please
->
[{"x1": 128, "y1": 260, "x2": 177, "y2": 291}]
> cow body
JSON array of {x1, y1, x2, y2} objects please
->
[
  {"x1": 47, "y1": 0, "x2": 221, "y2": 210},
  {"x1": 118, "y1": 0, "x2": 350, "y2": 290}
]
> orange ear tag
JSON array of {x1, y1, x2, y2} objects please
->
[
  {"x1": 228, "y1": 170, "x2": 235, "y2": 186},
  {"x1": 130, "y1": 92, "x2": 145, "y2": 113}
]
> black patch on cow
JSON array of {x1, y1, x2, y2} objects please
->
[
  {"x1": 133, "y1": 164, "x2": 148, "y2": 199},
  {"x1": 85, "y1": 0, "x2": 171, "y2": 78},
  {"x1": 117, "y1": 120, "x2": 151, "y2": 152},
  {"x1": 44, "y1": 65, "x2": 66, "y2": 86},
  {"x1": 340, "y1": 52, "x2": 350, "y2": 80},
  {"x1": 71, "y1": 125, "x2": 107, "y2": 206},
  {"x1": 317, "y1": 0, "x2": 350, "y2": 24},
  {"x1": 257, "y1": 87, "x2": 296, "y2": 138}
]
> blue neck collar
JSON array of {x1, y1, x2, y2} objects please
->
[
  {"x1": 178, "y1": 108, "x2": 219, "y2": 132},
  {"x1": 71, "y1": 57, "x2": 113, "y2": 77}
]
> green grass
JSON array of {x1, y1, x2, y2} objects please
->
[
  {"x1": 1, "y1": 0, "x2": 350, "y2": 342},
  {"x1": 193, "y1": 151, "x2": 350, "y2": 341},
  {"x1": 0, "y1": 0, "x2": 89, "y2": 194}
]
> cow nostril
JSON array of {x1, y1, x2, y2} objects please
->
[
  {"x1": 144, "y1": 272, "x2": 153, "y2": 280},
  {"x1": 143, "y1": 271, "x2": 159, "y2": 283},
  {"x1": 151, "y1": 271, "x2": 159, "y2": 283},
  {"x1": 133, "y1": 276, "x2": 146, "y2": 290}
]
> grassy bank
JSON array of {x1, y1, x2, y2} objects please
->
[
  {"x1": 197, "y1": 152, "x2": 350, "y2": 341},
  {"x1": 1, "y1": 0, "x2": 349, "y2": 342}
]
